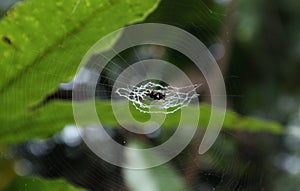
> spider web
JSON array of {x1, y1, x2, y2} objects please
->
[
  {"x1": 5, "y1": 0, "x2": 273, "y2": 190},
  {"x1": 115, "y1": 82, "x2": 201, "y2": 114}
]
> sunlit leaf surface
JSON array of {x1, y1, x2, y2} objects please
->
[{"x1": 0, "y1": 0, "x2": 159, "y2": 143}]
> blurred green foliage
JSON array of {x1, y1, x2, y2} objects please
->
[
  {"x1": 0, "y1": 0, "x2": 159, "y2": 190},
  {"x1": 3, "y1": 176, "x2": 86, "y2": 191},
  {"x1": 124, "y1": 140, "x2": 189, "y2": 191}
]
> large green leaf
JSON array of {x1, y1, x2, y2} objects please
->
[
  {"x1": 2, "y1": 176, "x2": 86, "y2": 191},
  {"x1": 0, "y1": 0, "x2": 159, "y2": 142}
]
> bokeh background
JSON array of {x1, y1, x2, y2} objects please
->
[{"x1": 1, "y1": 0, "x2": 300, "y2": 190}]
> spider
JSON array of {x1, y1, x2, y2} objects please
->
[{"x1": 145, "y1": 90, "x2": 166, "y2": 100}]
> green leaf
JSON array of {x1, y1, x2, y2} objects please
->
[
  {"x1": 2, "y1": 176, "x2": 86, "y2": 191},
  {"x1": 0, "y1": 0, "x2": 159, "y2": 142},
  {"x1": 124, "y1": 140, "x2": 190, "y2": 191},
  {"x1": 0, "y1": 100, "x2": 283, "y2": 144}
]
